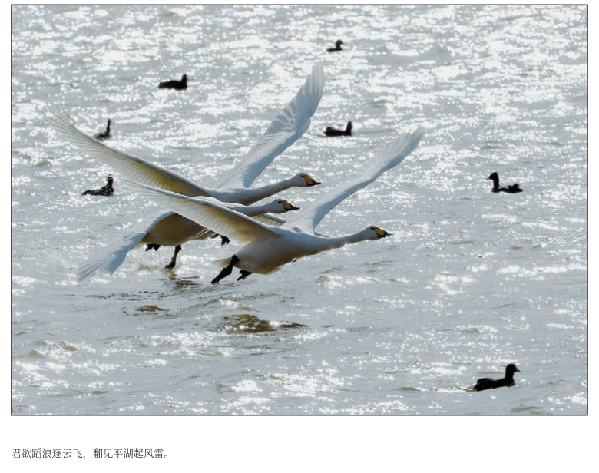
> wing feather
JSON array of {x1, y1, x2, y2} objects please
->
[
  {"x1": 218, "y1": 64, "x2": 325, "y2": 189},
  {"x1": 253, "y1": 214, "x2": 286, "y2": 226},
  {"x1": 290, "y1": 128, "x2": 425, "y2": 233},
  {"x1": 78, "y1": 212, "x2": 175, "y2": 281},
  {"x1": 48, "y1": 110, "x2": 212, "y2": 197},
  {"x1": 129, "y1": 183, "x2": 278, "y2": 244}
]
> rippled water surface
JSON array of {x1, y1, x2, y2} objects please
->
[{"x1": 12, "y1": 5, "x2": 587, "y2": 415}]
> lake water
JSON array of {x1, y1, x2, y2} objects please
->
[{"x1": 12, "y1": 4, "x2": 587, "y2": 415}]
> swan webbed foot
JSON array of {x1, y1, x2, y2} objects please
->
[
  {"x1": 237, "y1": 270, "x2": 252, "y2": 281},
  {"x1": 146, "y1": 244, "x2": 161, "y2": 251},
  {"x1": 165, "y1": 245, "x2": 182, "y2": 270},
  {"x1": 211, "y1": 255, "x2": 239, "y2": 284}
]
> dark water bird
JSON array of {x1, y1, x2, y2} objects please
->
[
  {"x1": 327, "y1": 40, "x2": 344, "y2": 52},
  {"x1": 473, "y1": 364, "x2": 520, "y2": 392},
  {"x1": 82, "y1": 176, "x2": 114, "y2": 196},
  {"x1": 158, "y1": 74, "x2": 188, "y2": 90},
  {"x1": 94, "y1": 119, "x2": 111, "y2": 140},
  {"x1": 487, "y1": 172, "x2": 523, "y2": 193},
  {"x1": 324, "y1": 121, "x2": 352, "y2": 137}
]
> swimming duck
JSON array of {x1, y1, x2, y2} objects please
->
[
  {"x1": 158, "y1": 74, "x2": 188, "y2": 90},
  {"x1": 78, "y1": 199, "x2": 299, "y2": 279},
  {"x1": 94, "y1": 119, "x2": 111, "y2": 140},
  {"x1": 131, "y1": 127, "x2": 424, "y2": 284},
  {"x1": 327, "y1": 40, "x2": 344, "y2": 52},
  {"x1": 324, "y1": 121, "x2": 352, "y2": 137},
  {"x1": 473, "y1": 364, "x2": 521, "y2": 391},
  {"x1": 487, "y1": 172, "x2": 522, "y2": 193},
  {"x1": 82, "y1": 176, "x2": 114, "y2": 197}
]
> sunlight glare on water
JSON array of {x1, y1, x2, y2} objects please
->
[{"x1": 12, "y1": 4, "x2": 586, "y2": 415}]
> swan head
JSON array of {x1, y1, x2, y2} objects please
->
[
  {"x1": 505, "y1": 364, "x2": 520, "y2": 376},
  {"x1": 181, "y1": 74, "x2": 188, "y2": 81},
  {"x1": 267, "y1": 199, "x2": 300, "y2": 213},
  {"x1": 107, "y1": 176, "x2": 114, "y2": 185},
  {"x1": 336, "y1": 40, "x2": 344, "y2": 47},
  {"x1": 366, "y1": 226, "x2": 393, "y2": 240},
  {"x1": 294, "y1": 173, "x2": 320, "y2": 187},
  {"x1": 487, "y1": 172, "x2": 499, "y2": 181}
]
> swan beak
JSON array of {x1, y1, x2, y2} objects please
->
[
  {"x1": 515, "y1": 367, "x2": 521, "y2": 372},
  {"x1": 304, "y1": 175, "x2": 321, "y2": 186},
  {"x1": 374, "y1": 227, "x2": 392, "y2": 238},
  {"x1": 283, "y1": 201, "x2": 300, "y2": 211}
]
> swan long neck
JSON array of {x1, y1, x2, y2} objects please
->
[
  {"x1": 321, "y1": 231, "x2": 372, "y2": 250},
  {"x1": 232, "y1": 202, "x2": 272, "y2": 217},
  {"x1": 240, "y1": 178, "x2": 297, "y2": 205}
]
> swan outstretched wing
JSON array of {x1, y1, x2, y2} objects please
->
[
  {"x1": 48, "y1": 110, "x2": 212, "y2": 197},
  {"x1": 218, "y1": 64, "x2": 325, "y2": 189},
  {"x1": 290, "y1": 127, "x2": 425, "y2": 233},
  {"x1": 78, "y1": 212, "x2": 175, "y2": 281},
  {"x1": 130, "y1": 183, "x2": 278, "y2": 244}
]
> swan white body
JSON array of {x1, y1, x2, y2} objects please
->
[
  {"x1": 49, "y1": 64, "x2": 325, "y2": 204},
  {"x1": 78, "y1": 199, "x2": 299, "y2": 280},
  {"x1": 131, "y1": 127, "x2": 425, "y2": 282}
]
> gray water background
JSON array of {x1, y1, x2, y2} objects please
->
[{"x1": 12, "y1": 5, "x2": 587, "y2": 415}]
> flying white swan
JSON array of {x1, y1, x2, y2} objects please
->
[
  {"x1": 78, "y1": 198, "x2": 299, "y2": 281},
  {"x1": 130, "y1": 127, "x2": 425, "y2": 283},
  {"x1": 48, "y1": 63, "x2": 325, "y2": 205},
  {"x1": 51, "y1": 64, "x2": 324, "y2": 272}
]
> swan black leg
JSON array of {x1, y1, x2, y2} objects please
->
[
  {"x1": 209, "y1": 234, "x2": 230, "y2": 245},
  {"x1": 237, "y1": 270, "x2": 252, "y2": 281},
  {"x1": 211, "y1": 255, "x2": 239, "y2": 284},
  {"x1": 165, "y1": 245, "x2": 182, "y2": 270}
]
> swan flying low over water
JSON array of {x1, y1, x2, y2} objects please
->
[
  {"x1": 131, "y1": 127, "x2": 425, "y2": 283},
  {"x1": 78, "y1": 198, "x2": 299, "y2": 280}
]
